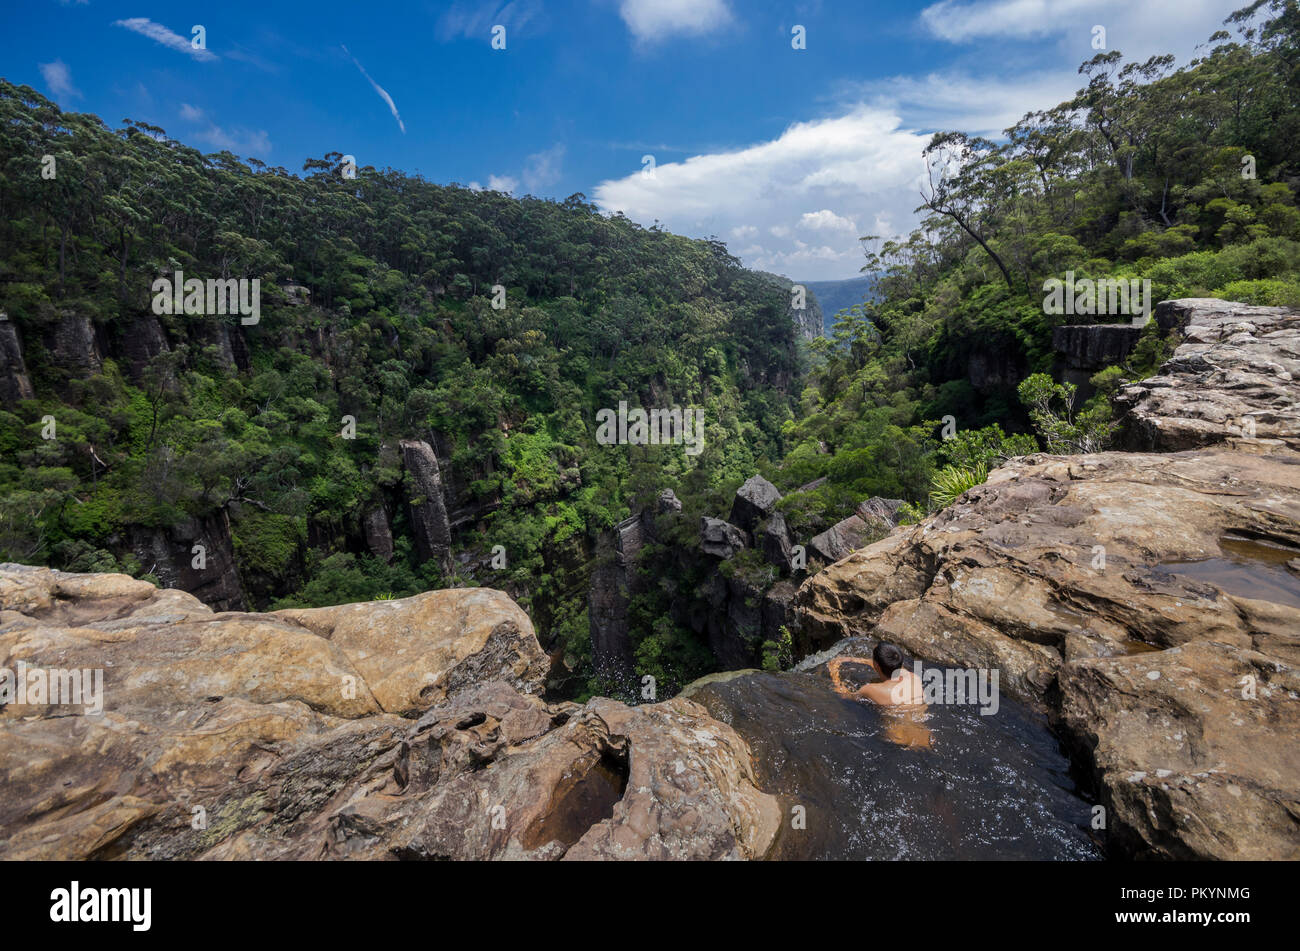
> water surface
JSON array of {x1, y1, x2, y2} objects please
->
[{"x1": 691, "y1": 669, "x2": 1100, "y2": 861}]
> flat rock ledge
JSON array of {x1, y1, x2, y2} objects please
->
[
  {"x1": 1116, "y1": 298, "x2": 1300, "y2": 452},
  {"x1": 0, "y1": 566, "x2": 777, "y2": 860}
]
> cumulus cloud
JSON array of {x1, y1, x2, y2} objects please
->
[
  {"x1": 594, "y1": 107, "x2": 931, "y2": 280},
  {"x1": 800, "y1": 209, "x2": 858, "y2": 233},
  {"x1": 488, "y1": 174, "x2": 519, "y2": 193},
  {"x1": 342, "y1": 45, "x2": 405, "y2": 134},
  {"x1": 616, "y1": 0, "x2": 733, "y2": 42},
  {"x1": 114, "y1": 18, "x2": 217, "y2": 62},
  {"x1": 39, "y1": 60, "x2": 79, "y2": 98}
]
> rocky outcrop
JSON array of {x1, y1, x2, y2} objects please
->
[
  {"x1": 757, "y1": 271, "x2": 822, "y2": 341},
  {"x1": 758, "y1": 511, "x2": 794, "y2": 571},
  {"x1": 361, "y1": 507, "x2": 394, "y2": 563},
  {"x1": 1053, "y1": 324, "x2": 1143, "y2": 371},
  {"x1": 45, "y1": 312, "x2": 103, "y2": 375},
  {"x1": 1116, "y1": 298, "x2": 1300, "y2": 452},
  {"x1": 117, "y1": 315, "x2": 171, "y2": 379},
  {"x1": 1053, "y1": 323, "x2": 1145, "y2": 401},
  {"x1": 793, "y1": 299, "x2": 1300, "y2": 859},
  {"x1": 730, "y1": 475, "x2": 782, "y2": 532},
  {"x1": 126, "y1": 510, "x2": 247, "y2": 612},
  {"x1": 0, "y1": 565, "x2": 776, "y2": 860},
  {"x1": 0, "y1": 315, "x2": 35, "y2": 405},
  {"x1": 399, "y1": 439, "x2": 455, "y2": 579},
  {"x1": 700, "y1": 517, "x2": 748, "y2": 559},
  {"x1": 588, "y1": 514, "x2": 648, "y2": 672},
  {"x1": 808, "y1": 515, "x2": 875, "y2": 564}
]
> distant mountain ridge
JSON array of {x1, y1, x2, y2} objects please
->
[{"x1": 801, "y1": 276, "x2": 875, "y2": 334}]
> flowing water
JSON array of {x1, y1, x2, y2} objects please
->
[{"x1": 689, "y1": 667, "x2": 1101, "y2": 861}]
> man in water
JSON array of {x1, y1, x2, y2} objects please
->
[
  {"x1": 828, "y1": 642, "x2": 925, "y2": 704},
  {"x1": 828, "y1": 642, "x2": 931, "y2": 748}
]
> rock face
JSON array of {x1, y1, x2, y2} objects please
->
[
  {"x1": 0, "y1": 316, "x2": 35, "y2": 405},
  {"x1": 588, "y1": 514, "x2": 648, "y2": 673},
  {"x1": 399, "y1": 439, "x2": 455, "y2": 578},
  {"x1": 361, "y1": 507, "x2": 394, "y2": 563},
  {"x1": 1053, "y1": 324, "x2": 1145, "y2": 370},
  {"x1": 0, "y1": 565, "x2": 776, "y2": 860},
  {"x1": 756, "y1": 271, "x2": 822, "y2": 341},
  {"x1": 117, "y1": 315, "x2": 171, "y2": 380},
  {"x1": 1116, "y1": 298, "x2": 1300, "y2": 452},
  {"x1": 126, "y1": 510, "x2": 247, "y2": 612},
  {"x1": 794, "y1": 298, "x2": 1300, "y2": 859},
  {"x1": 45, "y1": 313, "x2": 103, "y2": 375}
]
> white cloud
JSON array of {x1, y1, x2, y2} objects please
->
[
  {"x1": 488, "y1": 174, "x2": 519, "y2": 193},
  {"x1": 840, "y1": 69, "x2": 1083, "y2": 138},
  {"x1": 522, "y1": 144, "x2": 565, "y2": 192},
  {"x1": 919, "y1": 0, "x2": 1242, "y2": 62},
  {"x1": 437, "y1": 0, "x2": 543, "y2": 41},
  {"x1": 800, "y1": 209, "x2": 858, "y2": 234},
  {"x1": 114, "y1": 18, "x2": 218, "y2": 62},
  {"x1": 594, "y1": 107, "x2": 930, "y2": 280},
  {"x1": 342, "y1": 45, "x2": 405, "y2": 134},
  {"x1": 616, "y1": 0, "x2": 733, "y2": 42},
  {"x1": 39, "y1": 60, "x2": 79, "y2": 99},
  {"x1": 178, "y1": 105, "x2": 270, "y2": 156}
]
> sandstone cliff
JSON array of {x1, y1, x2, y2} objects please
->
[{"x1": 0, "y1": 564, "x2": 777, "y2": 860}]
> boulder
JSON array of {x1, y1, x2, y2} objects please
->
[
  {"x1": 758, "y1": 511, "x2": 794, "y2": 570},
  {"x1": 657, "y1": 488, "x2": 683, "y2": 514},
  {"x1": 700, "y1": 517, "x2": 748, "y2": 559},
  {"x1": 729, "y1": 475, "x2": 782, "y2": 532},
  {"x1": 807, "y1": 514, "x2": 885, "y2": 564}
]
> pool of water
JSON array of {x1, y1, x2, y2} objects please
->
[
  {"x1": 689, "y1": 668, "x2": 1101, "y2": 861},
  {"x1": 1159, "y1": 535, "x2": 1300, "y2": 609}
]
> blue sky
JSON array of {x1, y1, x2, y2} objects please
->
[{"x1": 5, "y1": 0, "x2": 1245, "y2": 279}]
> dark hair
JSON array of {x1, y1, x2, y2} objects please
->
[{"x1": 873, "y1": 642, "x2": 904, "y2": 679}]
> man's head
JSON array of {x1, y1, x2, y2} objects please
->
[{"x1": 872, "y1": 642, "x2": 904, "y2": 679}]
